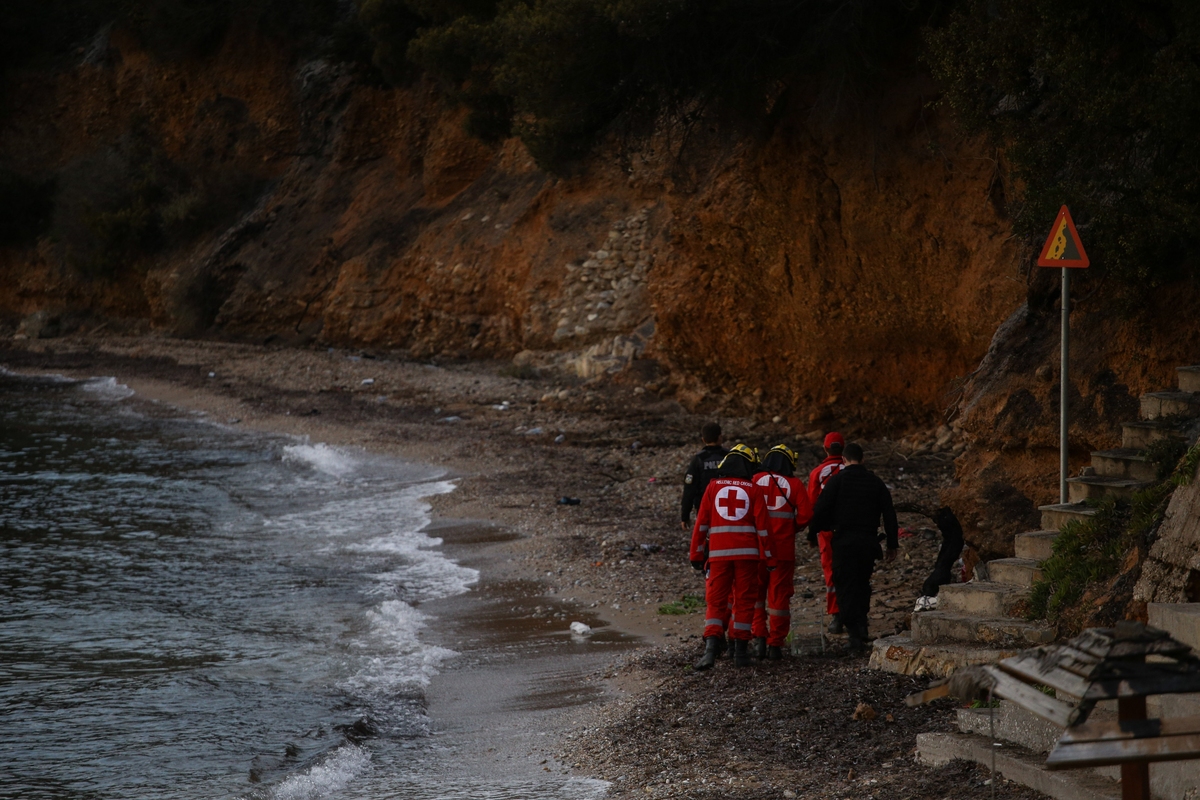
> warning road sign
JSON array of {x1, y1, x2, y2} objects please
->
[{"x1": 1037, "y1": 205, "x2": 1090, "y2": 268}]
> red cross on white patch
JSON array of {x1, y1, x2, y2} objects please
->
[
  {"x1": 755, "y1": 474, "x2": 791, "y2": 511},
  {"x1": 714, "y1": 486, "x2": 750, "y2": 522}
]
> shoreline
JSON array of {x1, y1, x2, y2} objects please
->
[{"x1": 1, "y1": 334, "x2": 1037, "y2": 799}]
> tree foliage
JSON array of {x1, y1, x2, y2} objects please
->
[
  {"x1": 360, "y1": 0, "x2": 939, "y2": 168},
  {"x1": 926, "y1": 0, "x2": 1200, "y2": 286}
]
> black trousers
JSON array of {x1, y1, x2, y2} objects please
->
[
  {"x1": 831, "y1": 532, "x2": 882, "y2": 636},
  {"x1": 921, "y1": 533, "x2": 964, "y2": 598}
]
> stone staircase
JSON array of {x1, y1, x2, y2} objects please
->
[{"x1": 870, "y1": 364, "x2": 1200, "y2": 679}]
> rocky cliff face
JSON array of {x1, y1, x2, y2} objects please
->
[
  {"x1": 14, "y1": 27, "x2": 1170, "y2": 556},
  {"x1": 0, "y1": 30, "x2": 1025, "y2": 425}
]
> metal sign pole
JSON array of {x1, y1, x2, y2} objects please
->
[{"x1": 1061, "y1": 267, "x2": 1069, "y2": 504}]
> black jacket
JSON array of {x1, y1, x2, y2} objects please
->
[
  {"x1": 680, "y1": 444, "x2": 727, "y2": 523},
  {"x1": 808, "y1": 464, "x2": 899, "y2": 549}
]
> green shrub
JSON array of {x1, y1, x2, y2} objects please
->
[
  {"x1": 1029, "y1": 442, "x2": 1200, "y2": 625},
  {"x1": 365, "y1": 0, "x2": 939, "y2": 169},
  {"x1": 926, "y1": 1, "x2": 1200, "y2": 289},
  {"x1": 658, "y1": 594, "x2": 704, "y2": 615}
]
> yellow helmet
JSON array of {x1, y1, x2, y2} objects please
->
[
  {"x1": 719, "y1": 443, "x2": 759, "y2": 470},
  {"x1": 766, "y1": 444, "x2": 798, "y2": 469}
]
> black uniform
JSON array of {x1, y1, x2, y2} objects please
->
[
  {"x1": 808, "y1": 464, "x2": 898, "y2": 643},
  {"x1": 680, "y1": 444, "x2": 728, "y2": 524},
  {"x1": 921, "y1": 507, "x2": 965, "y2": 598}
]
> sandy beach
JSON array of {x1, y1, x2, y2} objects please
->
[{"x1": 0, "y1": 334, "x2": 1048, "y2": 799}]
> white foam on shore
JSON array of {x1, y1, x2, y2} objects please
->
[
  {"x1": 79, "y1": 376, "x2": 136, "y2": 399},
  {"x1": 281, "y1": 442, "x2": 360, "y2": 478},
  {"x1": 256, "y1": 744, "x2": 372, "y2": 800}
]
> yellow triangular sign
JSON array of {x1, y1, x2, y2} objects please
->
[{"x1": 1037, "y1": 206, "x2": 1089, "y2": 268}]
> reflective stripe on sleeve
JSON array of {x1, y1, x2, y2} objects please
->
[
  {"x1": 707, "y1": 548, "x2": 761, "y2": 558},
  {"x1": 767, "y1": 608, "x2": 791, "y2": 617},
  {"x1": 708, "y1": 525, "x2": 757, "y2": 535},
  {"x1": 732, "y1": 622, "x2": 752, "y2": 631},
  {"x1": 767, "y1": 511, "x2": 795, "y2": 519},
  {"x1": 705, "y1": 618, "x2": 726, "y2": 628}
]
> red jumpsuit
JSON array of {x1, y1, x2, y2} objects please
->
[
  {"x1": 808, "y1": 455, "x2": 845, "y2": 616},
  {"x1": 690, "y1": 477, "x2": 774, "y2": 641},
  {"x1": 751, "y1": 472, "x2": 813, "y2": 646}
]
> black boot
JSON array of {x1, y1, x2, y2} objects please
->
[
  {"x1": 715, "y1": 635, "x2": 728, "y2": 658},
  {"x1": 847, "y1": 624, "x2": 870, "y2": 654},
  {"x1": 765, "y1": 645, "x2": 783, "y2": 660},
  {"x1": 695, "y1": 637, "x2": 721, "y2": 671},
  {"x1": 733, "y1": 639, "x2": 751, "y2": 667},
  {"x1": 749, "y1": 636, "x2": 766, "y2": 660},
  {"x1": 828, "y1": 614, "x2": 844, "y2": 635}
]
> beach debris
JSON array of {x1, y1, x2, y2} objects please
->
[
  {"x1": 913, "y1": 595, "x2": 938, "y2": 612},
  {"x1": 647, "y1": 477, "x2": 657, "y2": 483},
  {"x1": 554, "y1": 434, "x2": 566, "y2": 443},
  {"x1": 852, "y1": 703, "x2": 877, "y2": 721},
  {"x1": 361, "y1": 378, "x2": 374, "y2": 385},
  {"x1": 438, "y1": 416, "x2": 462, "y2": 423},
  {"x1": 492, "y1": 401, "x2": 510, "y2": 411},
  {"x1": 640, "y1": 543, "x2": 661, "y2": 554},
  {"x1": 630, "y1": 440, "x2": 641, "y2": 452},
  {"x1": 208, "y1": 372, "x2": 216, "y2": 378},
  {"x1": 569, "y1": 621, "x2": 592, "y2": 636},
  {"x1": 557, "y1": 496, "x2": 582, "y2": 505},
  {"x1": 525, "y1": 427, "x2": 544, "y2": 435}
]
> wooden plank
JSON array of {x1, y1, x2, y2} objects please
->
[
  {"x1": 1108, "y1": 639, "x2": 1195, "y2": 660},
  {"x1": 1046, "y1": 732, "x2": 1200, "y2": 769},
  {"x1": 998, "y1": 653, "x2": 1092, "y2": 698},
  {"x1": 1070, "y1": 629, "x2": 1116, "y2": 660},
  {"x1": 1083, "y1": 673, "x2": 1200, "y2": 701},
  {"x1": 1062, "y1": 714, "x2": 1200, "y2": 744},
  {"x1": 904, "y1": 682, "x2": 950, "y2": 707},
  {"x1": 983, "y1": 665, "x2": 1076, "y2": 728}
]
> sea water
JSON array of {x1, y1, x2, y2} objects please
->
[{"x1": 0, "y1": 371, "x2": 605, "y2": 800}]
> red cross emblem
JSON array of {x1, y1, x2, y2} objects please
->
[
  {"x1": 755, "y1": 474, "x2": 791, "y2": 511},
  {"x1": 714, "y1": 486, "x2": 750, "y2": 521}
]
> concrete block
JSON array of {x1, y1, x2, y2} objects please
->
[
  {"x1": 1178, "y1": 365, "x2": 1200, "y2": 394},
  {"x1": 958, "y1": 701, "x2": 1063, "y2": 753},
  {"x1": 867, "y1": 634, "x2": 1013, "y2": 678},
  {"x1": 1141, "y1": 391, "x2": 1200, "y2": 421},
  {"x1": 1015, "y1": 531, "x2": 1059, "y2": 561},
  {"x1": 939, "y1": 582, "x2": 1027, "y2": 617},
  {"x1": 910, "y1": 611, "x2": 1055, "y2": 646},
  {"x1": 1068, "y1": 475, "x2": 1151, "y2": 503},
  {"x1": 1040, "y1": 503, "x2": 1097, "y2": 531},
  {"x1": 916, "y1": 732, "x2": 1120, "y2": 800},
  {"x1": 1091, "y1": 448, "x2": 1157, "y2": 482},
  {"x1": 1148, "y1": 602, "x2": 1200, "y2": 651},
  {"x1": 989, "y1": 558, "x2": 1043, "y2": 588},
  {"x1": 1123, "y1": 421, "x2": 1187, "y2": 450}
]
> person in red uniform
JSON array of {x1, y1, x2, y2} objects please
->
[
  {"x1": 807, "y1": 432, "x2": 845, "y2": 633},
  {"x1": 690, "y1": 444, "x2": 774, "y2": 670},
  {"x1": 750, "y1": 445, "x2": 813, "y2": 660}
]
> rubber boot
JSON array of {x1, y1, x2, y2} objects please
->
[
  {"x1": 749, "y1": 636, "x2": 766, "y2": 660},
  {"x1": 765, "y1": 645, "x2": 783, "y2": 660},
  {"x1": 847, "y1": 624, "x2": 869, "y2": 654},
  {"x1": 827, "y1": 614, "x2": 844, "y2": 635},
  {"x1": 715, "y1": 635, "x2": 728, "y2": 658},
  {"x1": 694, "y1": 637, "x2": 721, "y2": 671},
  {"x1": 732, "y1": 638, "x2": 751, "y2": 667}
]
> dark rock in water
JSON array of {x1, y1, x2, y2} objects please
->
[{"x1": 335, "y1": 716, "x2": 380, "y2": 743}]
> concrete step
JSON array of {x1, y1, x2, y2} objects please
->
[
  {"x1": 1140, "y1": 390, "x2": 1200, "y2": 420},
  {"x1": 989, "y1": 557, "x2": 1044, "y2": 587},
  {"x1": 1148, "y1": 602, "x2": 1200, "y2": 651},
  {"x1": 1090, "y1": 447, "x2": 1156, "y2": 481},
  {"x1": 958, "y1": 700, "x2": 1063, "y2": 754},
  {"x1": 1040, "y1": 502, "x2": 1096, "y2": 531},
  {"x1": 1178, "y1": 365, "x2": 1200, "y2": 393},
  {"x1": 1122, "y1": 419, "x2": 1187, "y2": 449},
  {"x1": 1066, "y1": 474, "x2": 1151, "y2": 503},
  {"x1": 1014, "y1": 530, "x2": 1058, "y2": 561},
  {"x1": 910, "y1": 610, "x2": 1055, "y2": 646},
  {"x1": 938, "y1": 582, "x2": 1027, "y2": 617},
  {"x1": 917, "y1": 732, "x2": 1121, "y2": 800},
  {"x1": 867, "y1": 633, "x2": 1016, "y2": 678}
]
